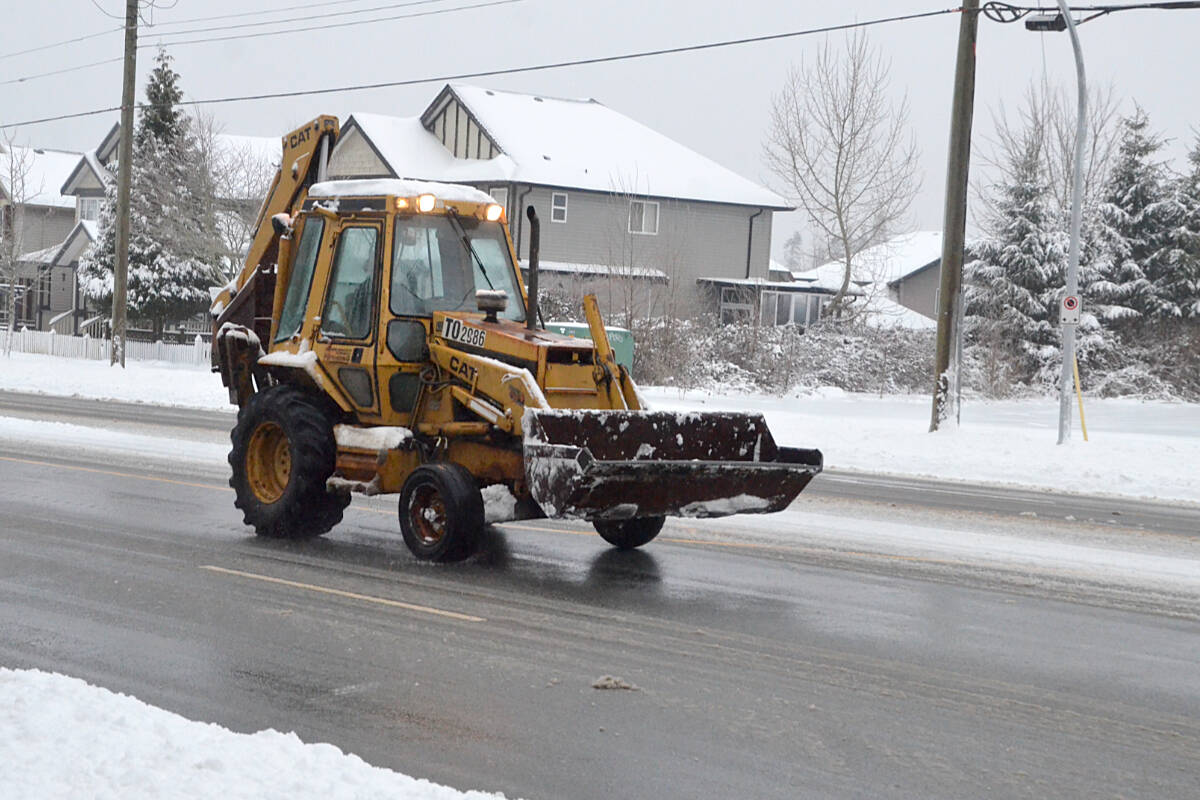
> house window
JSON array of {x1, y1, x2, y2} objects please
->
[
  {"x1": 719, "y1": 286, "x2": 754, "y2": 325},
  {"x1": 551, "y1": 192, "x2": 568, "y2": 223},
  {"x1": 79, "y1": 197, "x2": 101, "y2": 222},
  {"x1": 489, "y1": 186, "x2": 508, "y2": 214},
  {"x1": 629, "y1": 200, "x2": 659, "y2": 235}
]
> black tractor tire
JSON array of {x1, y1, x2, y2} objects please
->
[
  {"x1": 398, "y1": 463, "x2": 484, "y2": 562},
  {"x1": 593, "y1": 516, "x2": 666, "y2": 550},
  {"x1": 229, "y1": 385, "x2": 349, "y2": 540}
]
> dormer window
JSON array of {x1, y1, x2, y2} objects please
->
[{"x1": 79, "y1": 197, "x2": 101, "y2": 222}]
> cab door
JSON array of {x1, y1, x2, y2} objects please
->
[
  {"x1": 312, "y1": 218, "x2": 384, "y2": 420},
  {"x1": 375, "y1": 216, "x2": 434, "y2": 427}
]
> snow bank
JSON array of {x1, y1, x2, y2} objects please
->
[
  {"x1": 0, "y1": 352, "x2": 229, "y2": 410},
  {"x1": 644, "y1": 387, "x2": 1200, "y2": 504},
  {"x1": 0, "y1": 669, "x2": 513, "y2": 800}
]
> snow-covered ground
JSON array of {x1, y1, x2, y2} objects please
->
[
  {"x1": 0, "y1": 669, "x2": 511, "y2": 800},
  {"x1": 2, "y1": 352, "x2": 1198, "y2": 503}
]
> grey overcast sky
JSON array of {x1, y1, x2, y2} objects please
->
[{"x1": 4, "y1": 1, "x2": 1200, "y2": 260}]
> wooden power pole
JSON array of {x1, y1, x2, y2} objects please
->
[
  {"x1": 930, "y1": 0, "x2": 980, "y2": 431},
  {"x1": 111, "y1": 0, "x2": 139, "y2": 367}
]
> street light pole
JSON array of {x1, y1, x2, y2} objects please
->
[{"x1": 1055, "y1": 0, "x2": 1087, "y2": 444}]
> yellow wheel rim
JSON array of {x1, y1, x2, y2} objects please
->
[{"x1": 246, "y1": 421, "x2": 291, "y2": 504}]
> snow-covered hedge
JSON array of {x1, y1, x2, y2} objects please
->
[{"x1": 632, "y1": 318, "x2": 935, "y2": 395}]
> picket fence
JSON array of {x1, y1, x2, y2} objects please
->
[{"x1": 0, "y1": 327, "x2": 211, "y2": 367}]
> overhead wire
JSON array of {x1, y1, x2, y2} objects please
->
[
  {"x1": 0, "y1": 0, "x2": 518, "y2": 87},
  {"x1": 1, "y1": 7, "x2": 966, "y2": 130}
]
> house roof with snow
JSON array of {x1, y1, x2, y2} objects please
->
[
  {"x1": 334, "y1": 83, "x2": 790, "y2": 209},
  {"x1": 60, "y1": 121, "x2": 279, "y2": 197},
  {"x1": 19, "y1": 219, "x2": 97, "y2": 266},
  {"x1": 1, "y1": 145, "x2": 80, "y2": 209},
  {"x1": 794, "y1": 232, "x2": 945, "y2": 292}
]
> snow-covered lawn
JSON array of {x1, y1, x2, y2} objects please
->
[
  {"x1": 2, "y1": 352, "x2": 1198, "y2": 503},
  {"x1": 0, "y1": 669, "x2": 511, "y2": 800}
]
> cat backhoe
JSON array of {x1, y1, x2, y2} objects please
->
[{"x1": 210, "y1": 116, "x2": 822, "y2": 561}]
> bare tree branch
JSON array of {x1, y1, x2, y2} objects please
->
[{"x1": 763, "y1": 31, "x2": 920, "y2": 318}]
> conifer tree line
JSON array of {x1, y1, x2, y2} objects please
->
[
  {"x1": 78, "y1": 51, "x2": 271, "y2": 340},
  {"x1": 965, "y1": 87, "x2": 1200, "y2": 399}
]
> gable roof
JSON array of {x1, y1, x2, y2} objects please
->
[
  {"x1": 1, "y1": 145, "x2": 80, "y2": 208},
  {"x1": 343, "y1": 83, "x2": 789, "y2": 209},
  {"x1": 794, "y1": 232, "x2": 944, "y2": 291}
]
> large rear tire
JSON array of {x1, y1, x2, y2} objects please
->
[
  {"x1": 398, "y1": 463, "x2": 484, "y2": 562},
  {"x1": 593, "y1": 516, "x2": 665, "y2": 550},
  {"x1": 229, "y1": 385, "x2": 348, "y2": 539}
]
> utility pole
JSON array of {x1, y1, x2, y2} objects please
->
[
  {"x1": 930, "y1": 0, "x2": 980, "y2": 432},
  {"x1": 111, "y1": 0, "x2": 139, "y2": 367}
]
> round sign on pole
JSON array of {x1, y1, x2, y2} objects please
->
[{"x1": 1061, "y1": 295, "x2": 1081, "y2": 324}]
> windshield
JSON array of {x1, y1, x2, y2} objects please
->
[{"x1": 389, "y1": 215, "x2": 525, "y2": 322}]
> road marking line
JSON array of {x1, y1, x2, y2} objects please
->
[
  {"x1": 0, "y1": 454, "x2": 227, "y2": 492},
  {"x1": 199, "y1": 565, "x2": 485, "y2": 623}
]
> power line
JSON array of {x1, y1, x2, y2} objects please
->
[
  {"x1": 0, "y1": 0, "x2": 400, "y2": 62},
  {"x1": 148, "y1": 0, "x2": 458, "y2": 38},
  {"x1": 151, "y1": 0, "x2": 519, "y2": 47},
  {"x1": 0, "y1": 0, "x2": 518, "y2": 87},
  {"x1": 1, "y1": 7, "x2": 964, "y2": 130},
  {"x1": 0, "y1": 26, "x2": 123, "y2": 62}
]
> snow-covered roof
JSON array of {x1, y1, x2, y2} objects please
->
[
  {"x1": 1, "y1": 146, "x2": 80, "y2": 208},
  {"x1": 857, "y1": 295, "x2": 938, "y2": 331},
  {"x1": 345, "y1": 83, "x2": 790, "y2": 209},
  {"x1": 309, "y1": 178, "x2": 494, "y2": 204},
  {"x1": 796, "y1": 232, "x2": 944, "y2": 291},
  {"x1": 696, "y1": 276, "x2": 837, "y2": 292}
]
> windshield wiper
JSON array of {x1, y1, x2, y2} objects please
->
[{"x1": 445, "y1": 209, "x2": 495, "y2": 290}]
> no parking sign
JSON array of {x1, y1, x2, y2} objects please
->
[{"x1": 1061, "y1": 295, "x2": 1081, "y2": 325}]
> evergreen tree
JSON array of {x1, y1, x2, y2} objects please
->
[
  {"x1": 136, "y1": 50, "x2": 185, "y2": 148},
  {"x1": 79, "y1": 49, "x2": 221, "y2": 338},
  {"x1": 965, "y1": 133, "x2": 1069, "y2": 387},
  {"x1": 1092, "y1": 108, "x2": 1174, "y2": 321},
  {"x1": 1158, "y1": 134, "x2": 1200, "y2": 318},
  {"x1": 782, "y1": 230, "x2": 804, "y2": 271}
]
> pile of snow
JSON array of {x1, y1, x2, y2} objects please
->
[
  {"x1": 643, "y1": 387, "x2": 1200, "y2": 504},
  {"x1": 0, "y1": 669, "x2": 512, "y2": 800}
]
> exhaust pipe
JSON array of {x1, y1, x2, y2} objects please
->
[{"x1": 526, "y1": 205, "x2": 540, "y2": 331}]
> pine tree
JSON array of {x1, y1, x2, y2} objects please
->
[
  {"x1": 79, "y1": 49, "x2": 221, "y2": 338},
  {"x1": 1158, "y1": 134, "x2": 1200, "y2": 318},
  {"x1": 965, "y1": 133, "x2": 1069, "y2": 388},
  {"x1": 782, "y1": 230, "x2": 804, "y2": 271},
  {"x1": 1091, "y1": 108, "x2": 1174, "y2": 322}
]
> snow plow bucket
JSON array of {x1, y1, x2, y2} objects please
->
[{"x1": 523, "y1": 410, "x2": 822, "y2": 521}]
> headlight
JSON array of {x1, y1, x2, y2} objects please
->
[
  {"x1": 416, "y1": 194, "x2": 436, "y2": 213},
  {"x1": 395, "y1": 197, "x2": 409, "y2": 210},
  {"x1": 485, "y1": 203, "x2": 503, "y2": 222}
]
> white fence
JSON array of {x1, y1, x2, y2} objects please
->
[{"x1": 0, "y1": 327, "x2": 211, "y2": 367}]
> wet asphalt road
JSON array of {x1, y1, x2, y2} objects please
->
[{"x1": 2, "y1": 433, "x2": 1200, "y2": 798}]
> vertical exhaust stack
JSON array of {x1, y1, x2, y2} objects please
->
[{"x1": 526, "y1": 205, "x2": 540, "y2": 331}]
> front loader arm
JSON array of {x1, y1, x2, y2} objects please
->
[{"x1": 428, "y1": 342, "x2": 548, "y2": 436}]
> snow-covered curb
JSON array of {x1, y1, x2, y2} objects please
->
[{"x1": 0, "y1": 668, "x2": 513, "y2": 800}]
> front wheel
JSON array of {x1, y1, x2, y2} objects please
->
[
  {"x1": 229, "y1": 385, "x2": 348, "y2": 539},
  {"x1": 593, "y1": 516, "x2": 665, "y2": 550},
  {"x1": 398, "y1": 463, "x2": 484, "y2": 562}
]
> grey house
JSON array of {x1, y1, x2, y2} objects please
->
[
  {"x1": 325, "y1": 83, "x2": 791, "y2": 321},
  {"x1": 1, "y1": 144, "x2": 82, "y2": 331}
]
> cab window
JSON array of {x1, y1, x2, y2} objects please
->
[
  {"x1": 274, "y1": 217, "x2": 324, "y2": 342},
  {"x1": 390, "y1": 216, "x2": 525, "y2": 322},
  {"x1": 323, "y1": 226, "x2": 378, "y2": 339}
]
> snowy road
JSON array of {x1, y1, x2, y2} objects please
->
[{"x1": 2, "y1": 399, "x2": 1200, "y2": 797}]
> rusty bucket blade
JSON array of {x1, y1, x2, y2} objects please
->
[{"x1": 523, "y1": 410, "x2": 822, "y2": 521}]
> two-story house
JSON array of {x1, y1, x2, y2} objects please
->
[
  {"x1": 324, "y1": 83, "x2": 792, "y2": 322},
  {"x1": 1, "y1": 143, "x2": 81, "y2": 331}
]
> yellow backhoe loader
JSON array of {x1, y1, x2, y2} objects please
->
[{"x1": 211, "y1": 116, "x2": 821, "y2": 561}]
